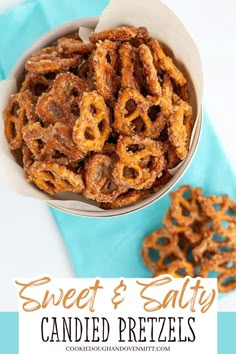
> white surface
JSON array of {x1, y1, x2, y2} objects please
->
[{"x1": 0, "y1": 0, "x2": 236, "y2": 311}]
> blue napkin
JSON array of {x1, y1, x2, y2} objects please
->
[{"x1": 1, "y1": 0, "x2": 236, "y2": 280}]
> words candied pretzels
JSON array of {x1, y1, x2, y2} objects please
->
[
  {"x1": 3, "y1": 26, "x2": 193, "y2": 209},
  {"x1": 142, "y1": 185, "x2": 236, "y2": 293}
]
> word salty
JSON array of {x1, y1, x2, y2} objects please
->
[
  {"x1": 41, "y1": 316, "x2": 195, "y2": 343},
  {"x1": 15, "y1": 276, "x2": 216, "y2": 313}
]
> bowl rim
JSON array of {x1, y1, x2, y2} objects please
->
[{"x1": 9, "y1": 16, "x2": 203, "y2": 218}]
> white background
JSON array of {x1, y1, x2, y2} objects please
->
[{"x1": 0, "y1": 0, "x2": 236, "y2": 311}]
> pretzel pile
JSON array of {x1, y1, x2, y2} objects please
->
[
  {"x1": 142, "y1": 185, "x2": 236, "y2": 293},
  {"x1": 3, "y1": 27, "x2": 193, "y2": 208}
]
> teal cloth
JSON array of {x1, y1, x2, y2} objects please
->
[{"x1": 1, "y1": 0, "x2": 236, "y2": 280}]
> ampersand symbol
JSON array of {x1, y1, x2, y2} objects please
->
[{"x1": 112, "y1": 279, "x2": 127, "y2": 309}]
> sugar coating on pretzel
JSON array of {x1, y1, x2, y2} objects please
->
[
  {"x1": 139, "y1": 44, "x2": 162, "y2": 96},
  {"x1": 168, "y1": 97, "x2": 193, "y2": 160},
  {"x1": 57, "y1": 37, "x2": 95, "y2": 54},
  {"x1": 89, "y1": 26, "x2": 148, "y2": 43},
  {"x1": 112, "y1": 135, "x2": 166, "y2": 190},
  {"x1": 36, "y1": 72, "x2": 87, "y2": 126},
  {"x1": 20, "y1": 73, "x2": 53, "y2": 96},
  {"x1": 25, "y1": 47, "x2": 82, "y2": 74},
  {"x1": 93, "y1": 40, "x2": 119, "y2": 101},
  {"x1": 22, "y1": 122, "x2": 84, "y2": 164},
  {"x1": 73, "y1": 91, "x2": 111, "y2": 153},
  {"x1": 28, "y1": 161, "x2": 84, "y2": 195},
  {"x1": 100, "y1": 188, "x2": 153, "y2": 210},
  {"x1": 84, "y1": 154, "x2": 126, "y2": 203},
  {"x1": 119, "y1": 42, "x2": 136, "y2": 89},
  {"x1": 142, "y1": 227, "x2": 184, "y2": 272},
  {"x1": 153, "y1": 260, "x2": 194, "y2": 278},
  {"x1": 148, "y1": 38, "x2": 187, "y2": 87},
  {"x1": 4, "y1": 91, "x2": 37, "y2": 149},
  {"x1": 4, "y1": 26, "x2": 194, "y2": 206},
  {"x1": 199, "y1": 195, "x2": 236, "y2": 238},
  {"x1": 113, "y1": 88, "x2": 170, "y2": 139},
  {"x1": 142, "y1": 184, "x2": 236, "y2": 293},
  {"x1": 200, "y1": 254, "x2": 236, "y2": 293}
]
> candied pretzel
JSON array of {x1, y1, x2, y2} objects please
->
[
  {"x1": 100, "y1": 188, "x2": 153, "y2": 210},
  {"x1": 22, "y1": 144, "x2": 34, "y2": 174},
  {"x1": 25, "y1": 47, "x2": 82, "y2": 74},
  {"x1": 151, "y1": 170, "x2": 173, "y2": 189},
  {"x1": 78, "y1": 54, "x2": 95, "y2": 90},
  {"x1": 199, "y1": 195, "x2": 236, "y2": 238},
  {"x1": 169, "y1": 185, "x2": 203, "y2": 227},
  {"x1": 28, "y1": 161, "x2": 84, "y2": 195},
  {"x1": 22, "y1": 122, "x2": 84, "y2": 164},
  {"x1": 142, "y1": 185, "x2": 236, "y2": 292},
  {"x1": 163, "y1": 185, "x2": 207, "y2": 244},
  {"x1": 102, "y1": 143, "x2": 117, "y2": 157},
  {"x1": 153, "y1": 260, "x2": 194, "y2": 278},
  {"x1": 192, "y1": 230, "x2": 236, "y2": 263},
  {"x1": 73, "y1": 91, "x2": 110, "y2": 153},
  {"x1": 142, "y1": 227, "x2": 184, "y2": 272},
  {"x1": 148, "y1": 38, "x2": 186, "y2": 87},
  {"x1": 162, "y1": 141, "x2": 181, "y2": 170},
  {"x1": 36, "y1": 92, "x2": 70, "y2": 126},
  {"x1": 20, "y1": 73, "x2": 52, "y2": 96},
  {"x1": 36, "y1": 72, "x2": 87, "y2": 125},
  {"x1": 162, "y1": 74, "x2": 173, "y2": 106},
  {"x1": 139, "y1": 44, "x2": 162, "y2": 97},
  {"x1": 112, "y1": 135, "x2": 165, "y2": 190},
  {"x1": 52, "y1": 72, "x2": 88, "y2": 101},
  {"x1": 200, "y1": 253, "x2": 236, "y2": 293},
  {"x1": 89, "y1": 26, "x2": 148, "y2": 43},
  {"x1": 4, "y1": 91, "x2": 37, "y2": 149},
  {"x1": 113, "y1": 88, "x2": 170, "y2": 139},
  {"x1": 93, "y1": 40, "x2": 119, "y2": 101},
  {"x1": 84, "y1": 154, "x2": 126, "y2": 203},
  {"x1": 168, "y1": 94, "x2": 193, "y2": 160},
  {"x1": 119, "y1": 42, "x2": 136, "y2": 89},
  {"x1": 57, "y1": 37, "x2": 95, "y2": 54}
]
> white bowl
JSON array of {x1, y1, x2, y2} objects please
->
[{"x1": 9, "y1": 17, "x2": 202, "y2": 217}]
